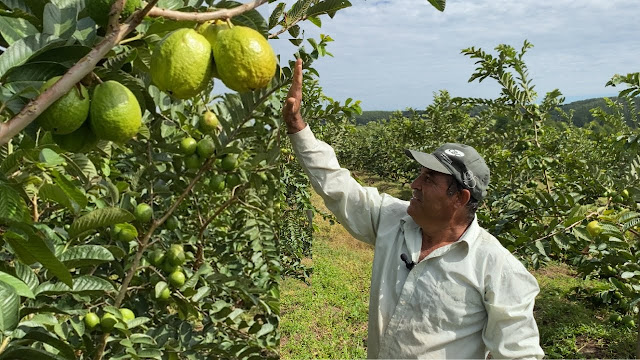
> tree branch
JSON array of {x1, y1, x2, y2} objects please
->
[
  {"x1": 146, "y1": 0, "x2": 269, "y2": 22},
  {"x1": 0, "y1": 0, "x2": 161, "y2": 146}
]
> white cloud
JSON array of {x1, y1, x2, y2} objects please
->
[{"x1": 266, "y1": 0, "x2": 639, "y2": 110}]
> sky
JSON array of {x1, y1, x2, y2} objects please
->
[{"x1": 260, "y1": 0, "x2": 640, "y2": 111}]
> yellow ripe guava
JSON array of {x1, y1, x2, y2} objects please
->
[
  {"x1": 212, "y1": 25, "x2": 277, "y2": 93},
  {"x1": 150, "y1": 28, "x2": 213, "y2": 99}
]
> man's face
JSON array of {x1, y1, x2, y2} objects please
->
[{"x1": 407, "y1": 167, "x2": 457, "y2": 227}]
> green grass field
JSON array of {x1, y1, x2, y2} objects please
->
[{"x1": 280, "y1": 172, "x2": 637, "y2": 359}]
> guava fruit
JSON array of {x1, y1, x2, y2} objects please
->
[
  {"x1": 134, "y1": 203, "x2": 153, "y2": 223},
  {"x1": 119, "y1": 308, "x2": 135, "y2": 321},
  {"x1": 180, "y1": 137, "x2": 197, "y2": 155},
  {"x1": 84, "y1": 312, "x2": 100, "y2": 329},
  {"x1": 196, "y1": 138, "x2": 215, "y2": 158},
  {"x1": 87, "y1": 0, "x2": 142, "y2": 27},
  {"x1": 212, "y1": 25, "x2": 277, "y2": 92},
  {"x1": 90, "y1": 81, "x2": 142, "y2": 142},
  {"x1": 167, "y1": 244, "x2": 185, "y2": 266},
  {"x1": 52, "y1": 121, "x2": 98, "y2": 153},
  {"x1": 169, "y1": 270, "x2": 186, "y2": 287},
  {"x1": 199, "y1": 111, "x2": 220, "y2": 133},
  {"x1": 36, "y1": 76, "x2": 90, "y2": 135},
  {"x1": 150, "y1": 28, "x2": 213, "y2": 99},
  {"x1": 101, "y1": 313, "x2": 118, "y2": 331}
]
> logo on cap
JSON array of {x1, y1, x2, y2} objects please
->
[
  {"x1": 444, "y1": 149, "x2": 464, "y2": 157},
  {"x1": 463, "y1": 170, "x2": 477, "y2": 188}
]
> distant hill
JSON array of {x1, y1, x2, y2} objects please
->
[{"x1": 352, "y1": 97, "x2": 640, "y2": 127}]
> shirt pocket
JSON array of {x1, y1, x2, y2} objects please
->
[{"x1": 419, "y1": 281, "x2": 484, "y2": 330}]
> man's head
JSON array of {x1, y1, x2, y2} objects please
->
[{"x1": 405, "y1": 143, "x2": 490, "y2": 227}]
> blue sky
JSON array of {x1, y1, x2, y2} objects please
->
[{"x1": 261, "y1": 0, "x2": 639, "y2": 111}]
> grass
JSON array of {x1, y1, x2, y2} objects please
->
[{"x1": 280, "y1": 172, "x2": 637, "y2": 359}]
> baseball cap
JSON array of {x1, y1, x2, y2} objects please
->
[{"x1": 405, "y1": 143, "x2": 490, "y2": 201}]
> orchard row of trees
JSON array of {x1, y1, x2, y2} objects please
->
[{"x1": 331, "y1": 42, "x2": 640, "y2": 339}]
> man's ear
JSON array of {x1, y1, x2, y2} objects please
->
[{"x1": 456, "y1": 189, "x2": 471, "y2": 209}]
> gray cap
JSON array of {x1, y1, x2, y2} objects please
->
[{"x1": 405, "y1": 143, "x2": 490, "y2": 201}]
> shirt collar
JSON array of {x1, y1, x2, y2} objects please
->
[{"x1": 400, "y1": 214, "x2": 481, "y2": 247}]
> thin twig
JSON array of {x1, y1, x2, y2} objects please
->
[{"x1": 146, "y1": 0, "x2": 268, "y2": 22}]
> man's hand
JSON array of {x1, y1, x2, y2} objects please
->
[{"x1": 282, "y1": 58, "x2": 306, "y2": 134}]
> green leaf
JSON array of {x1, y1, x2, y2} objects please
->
[
  {"x1": 64, "y1": 153, "x2": 98, "y2": 182},
  {"x1": 51, "y1": 169, "x2": 87, "y2": 213},
  {"x1": 0, "y1": 346, "x2": 68, "y2": 360},
  {"x1": 20, "y1": 330, "x2": 77, "y2": 359},
  {"x1": 0, "y1": 182, "x2": 30, "y2": 223},
  {"x1": 73, "y1": 17, "x2": 97, "y2": 46},
  {"x1": 0, "y1": 280, "x2": 20, "y2": 331},
  {"x1": 3, "y1": 61, "x2": 67, "y2": 83},
  {"x1": 39, "y1": 148, "x2": 66, "y2": 166},
  {"x1": 14, "y1": 261, "x2": 39, "y2": 292},
  {"x1": 306, "y1": 15, "x2": 321, "y2": 28},
  {"x1": 3, "y1": 224, "x2": 73, "y2": 287},
  {"x1": 59, "y1": 245, "x2": 115, "y2": 268},
  {"x1": 306, "y1": 0, "x2": 351, "y2": 18},
  {"x1": 0, "y1": 16, "x2": 38, "y2": 45},
  {"x1": 0, "y1": 271, "x2": 35, "y2": 298},
  {"x1": 68, "y1": 207, "x2": 135, "y2": 239},
  {"x1": 42, "y1": 2, "x2": 77, "y2": 38},
  {"x1": 156, "y1": 0, "x2": 182, "y2": 9},
  {"x1": 0, "y1": 33, "x2": 65, "y2": 80},
  {"x1": 268, "y1": 2, "x2": 285, "y2": 29},
  {"x1": 39, "y1": 184, "x2": 76, "y2": 213},
  {"x1": 27, "y1": 45, "x2": 92, "y2": 68},
  {"x1": 35, "y1": 275, "x2": 115, "y2": 295}
]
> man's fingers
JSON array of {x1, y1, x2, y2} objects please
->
[
  {"x1": 288, "y1": 58, "x2": 303, "y2": 98},
  {"x1": 284, "y1": 97, "x2": 298, "y2": 115}
]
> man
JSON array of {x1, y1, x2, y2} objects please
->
[{"x1": 282, "y1": 58, "x2": 545, "y2": 359}]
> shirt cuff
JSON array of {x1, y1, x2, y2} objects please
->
[{"x1": 288, "y1": 124, "x2": 320, "y2": 152}]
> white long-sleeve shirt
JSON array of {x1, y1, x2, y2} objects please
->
[{"x1": 289, "y1": 125, "x2": 545, "y2": 359}]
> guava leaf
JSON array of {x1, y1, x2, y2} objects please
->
[
  {"x1": 63, "y1": 153, "x2": 98, "y2": 183},
  {"x1": 68, "y1": 207, "x2": 135, "y2": 239},
  {"x1": 427, "y1": 0, "x2": 445, "y2": 11},
  {"x1": 0, "y1": 182, "x2": 30, "y2": 223},
  {"x1": 3, "y1": 61, "x2": 67, "y2": 83},
  {"x1": 268, "y1": 2, "x2": 285, "y2": 29},
  {"x1": 14, "y1": 261, "x2": 39, "y2": 292},
  {"x1": 0, "y1": 271, "x2": 35, "y2": 298},
  {"x1": 306, "y1": 0, "x2": 351, "y2": 18},
  {"x1": 20, "y1": 331, "x2": 76, "y2": 359},
  {"x1": 35, "y1": 275, "x2": 115, "y2": 295},
  {"x1": 59, "y1": 245, "x2": 115, "y2": 268},
  {"x1": 0, "y1": 33, "x2": 65, "y2": 80},
  {"x1": 0, "y1": 346, "x2": 68, "y2": 360},
  {"x1": 0, "y1": 15, "x2": 38, "y2": 45},
  {"x1": 42, "y1": 2, "x2": 77, "y2": 38},
  {"x1": 51, "y1": 169, "x2": 87, "y2": 214},
  {"x1": 0, "y1": 281, "x2": 20, "y2": 331},
  {"x1": 3, "y1": 224, "x2": 73, "y2": 287}
]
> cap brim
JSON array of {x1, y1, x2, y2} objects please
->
[{"x1": 405, "y1": 149, "x2": 451, "y2": 175}]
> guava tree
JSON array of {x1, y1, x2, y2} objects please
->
[{"x1": 0, "y1": 0, "x2": 353, "y2": 358}]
